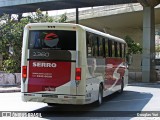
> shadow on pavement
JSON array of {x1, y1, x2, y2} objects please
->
[{"x1": 30, "y1": 90, "x2": 153, "y2": 118}]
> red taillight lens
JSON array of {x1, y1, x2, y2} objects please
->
[
  {"x1": 22, "y1": 66, "x2": 27, "y2": 78},
  {"x1": 76, "y1": 68, "x2": 81, "y2": 81}
]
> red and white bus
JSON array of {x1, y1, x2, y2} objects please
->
[{"x1": 21, "y1": 23, "x2": 128, "y2": 105}]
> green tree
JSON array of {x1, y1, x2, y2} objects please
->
[
  {"x1": 155, "y1": 44, "x2": 160, "y2": 52},
  {"x1": 124, "y1": 35, "x2": 142, "y2": 55},
  {"x1": 124, "y1": 36, "x2": 142, "y2": 65},
  {"x1": 0, "y1": 9, "x2": 67, "y2": 73}
]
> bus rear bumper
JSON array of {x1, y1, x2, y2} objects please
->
[{"x1": 22, "y1": 93, "x2": 90, "y2": 105}]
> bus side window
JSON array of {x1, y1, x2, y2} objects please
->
[
  {"x1": 86, "y1": 32, "x2": 93, "y2": 57},
  {"x1": 105, "y1": 39, "x2": 109, "y2": 57},
  {"x1": 102, "y1": 38, "x2": 106, "y2": 58},
  {"x1": 117, "y1": 42, "x2": 120, "y2": 57},
  {"x1": 97, "y1": 37, "x2": 99, "y2": 56},
  {"x1": 99, "y1": 37, "x2": 104, "y2": 57},
  {"x1": 112, "y1": 41, "x2": 115, "y2": 57},
  {"x1": 115, "y1": 42, "x2": 118, "y2": 57},
  {"x1": 92, "y1": 35, "x2": 98, "y2": 57},
  {"x1": 122, "y1": 44, "x2": 126, "y2": 58},
  {"x1": 108, "y1": 40, "x2": 112, "y2": 57},
  {"x1": 119, "y1": 43, "x2": 122, "y2": 58},
  {"x1": 124, "y1": 44, "x2": 126, "y2": 58}
]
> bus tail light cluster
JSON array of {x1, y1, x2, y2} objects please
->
[
  {"x1": 75, "y1": 68, "x2": 81, "y2": 81},
  {"x1": 22, "y1": 66, "x2": 27, "y2": 78}
]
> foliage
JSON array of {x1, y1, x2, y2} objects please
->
[
  {"x1": 0, "y1": 9, "x2": 67, "y2": 73},
  {"x1": 0, "y1": 16, "x2": 23, "y2": 72},
  {"x1": 124, "y1": 35, "x2": 142, "y2": 55},
  {"x1": 155, "y1": 44, "x2": 160, "y2": 52},
  {"x1": 26, "y1": 9, "x2": 67, "y2": 23}
]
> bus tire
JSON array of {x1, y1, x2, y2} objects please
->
[
  {"x1": 118, "y1": 79, "x2": 124, "y2": 93},
  {"x1": 96, "y1": 84, "x2": 103, "y2": 106}
]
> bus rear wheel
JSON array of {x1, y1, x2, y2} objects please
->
[
  {"x1": 118, "y1": 79, "x2": 124, "y2": 93},
  {"x1": 95, "y1": 84, "x2": 103, "y2": 106}
]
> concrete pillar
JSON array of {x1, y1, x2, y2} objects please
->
[
  {"x1": 142, "y1": 6, "x2": 156, "y2": 82},
  {"x1": 76, "y1": 8, "x2": 79, "y2": 24},
  {"x1": 138, "y1": 0, "x2": 160, "y2": 82},
  {"x1": 138, "y1": 0, "x2": 160, "y2": 7}
]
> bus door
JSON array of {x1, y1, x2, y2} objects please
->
[{"x1": 27, "y1": 30, "x2": 77, "y2": 95}]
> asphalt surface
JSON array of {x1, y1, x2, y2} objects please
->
[{"x1": 0, "y1": 83, "x2": 160, "y2": 120}]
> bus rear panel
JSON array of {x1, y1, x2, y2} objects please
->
[{"x1": 21, "y1": 24, "x2": 86, "y2": 104}]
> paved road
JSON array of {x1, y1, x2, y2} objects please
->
[{"x1": 0, "y1": 83, "x2": 160, "y2": 120}]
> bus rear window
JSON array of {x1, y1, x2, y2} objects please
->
[{"x1": 28, "y1": 30, "x2": 76, "y2": 50}]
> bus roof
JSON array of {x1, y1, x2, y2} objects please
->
[
  {"x1": 25, "y1": 23, "x2": 126, "y2": 44},
  {"x1": 78, "y1": 24, "x2": 126, "y2": 44}
]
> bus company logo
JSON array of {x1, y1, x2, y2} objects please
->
[{"x1": 33, "y1": 62, "x2": 57, "y2": 68}]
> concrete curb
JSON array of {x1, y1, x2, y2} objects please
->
[
  {"x1": 128, "y1": 82, "x2": 160, "y2": 86},
  {"x1": 0, "y1": 87, "x2": 21, "y2": 93}
]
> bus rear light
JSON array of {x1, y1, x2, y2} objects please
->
[
  {"x1": 75, "y1": 68, "x2": 81, "y2": 81},
  {"x1": 22, "y1": 66, "x2": 27, "y2": 78}
]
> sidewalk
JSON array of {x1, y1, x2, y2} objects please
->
[
  {"x1": 128, "y1": 81, "x2": 160, "y2": 85},
  {"x1": 0, "y1": 86, "x2": 21, "y2": 93}
]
